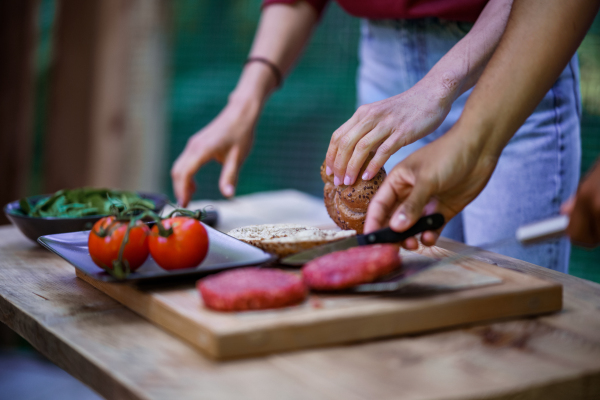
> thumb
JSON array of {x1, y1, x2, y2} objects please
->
[
  {"x1": 389, "y1": 180, "x2": 431, "y2": 232},
  {"x1": 219, "y1": 147, "x2": 241, "y2": 198}
]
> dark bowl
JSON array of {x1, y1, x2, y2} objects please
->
[{"x1": 4, "y1": 192, "x2": 169, "y2": 242}]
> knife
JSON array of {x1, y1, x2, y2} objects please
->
[
  {"x1": 281, "y1": 213, "x2": 446, "y2": 266},
  {"x1": 352, "y1": 214, "x2": 570, "y2": 293}
]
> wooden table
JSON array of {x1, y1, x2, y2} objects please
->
[{"x1": 1, "y1": 190, "x2": 600, "y2": 400}]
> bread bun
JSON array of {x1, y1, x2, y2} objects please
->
[
  {"x1": 321, "y1": 159, "x2": 386, "y2": 234},
  {"x1": 227, "y1": 224, "x2": 356, "y2": 258}
]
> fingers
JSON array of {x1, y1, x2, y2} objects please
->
[
  {"x1": 219, "y1": 147, "x2": 241, "y2": 198},
  {"x1": 567, "y1": 160, "x2": 600, "y2": 247},
  {"x1": 566, "y1": 161, "x2": 600, "y2": 247},
  {"x1": 181, "y1": 180, "x2": 196, "y2": 208},
  {"x1": 171, "y1": 142, "x2": 212, "y2": 206},
  {"x1": 364, "y1": 162, "x2": 442, "y2": 249},
  {"x1": 364, "y1": 166, "x2": 415, "y2": 232},
  {"x1": 568, "y1": 199, "x2": 597, "y2": 247},
  {"x1": 389, "y1": 178, "x2": 432, "y2": 232},
  {"x1": 389, "y1": 179, "x2": 435, "y2": 250},
  {"x1": 401, "y1": 237, "x2": 419, "y2": 250},
  {"x1": 327, "y1": 100, "x2": 423, "y2": 185},
  {"x1": 419, "y1": 199, "x2": 443, "y2": 246},
  {"x1": 344, "y1": 126, "x2": 390, "y2": 184},
  {"x1": 325, "y1": 115, "x2": 359, "y2": 179},
  {"x1": 326, "y1": 105, "x2": 380, "y2": 185},
  {"x1": 171, "y1": 160, "x2": 196, "y2": 207},
  {"x1": 420, "y1": 230, "x2": 440, "y2": 246},
  {"x1": 560, "y1": 195, "x2": 575, "y2": 216},
  {"x1": 332, "y1": 120, "x2": 378, "y2": 185},
  {"x1": 567, "y1": 191, "x2": 600, "y2": 248},
  {"x1": 400, "y1": 232, "x2": 439, "y2": 250},
  {"x1": 364, "y1": 177, "x2": 402, "y2": 233},
  {"x1": 330, "y1": 125, "x2": 416, "y2": 185},
  {"x1": 361, "y1": 134, "x2": 406, "y2": 181}
]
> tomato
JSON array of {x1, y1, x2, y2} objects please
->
[
  {"x1": 148, "y1": 216, "x2": 209, "y2": 270},
  {"x1": 88, "y1": 216, "x2": 150, "y2": 272}
]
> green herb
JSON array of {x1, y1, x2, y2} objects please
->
[{"x1": 18, "y1": 188, "x2": 156, "y2": 218}]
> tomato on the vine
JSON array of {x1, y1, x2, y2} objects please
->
[
  {"x1": 148, "y1": 216, "x2": 209, "y2": 270},
  {"x1": 88, "y1": 216, "x2": 150, "y2": 272}
]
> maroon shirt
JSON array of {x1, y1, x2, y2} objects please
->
[{"x1": 263, "y1": 0, "x2": 488, "y2": 22}]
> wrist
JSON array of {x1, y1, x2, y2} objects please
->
[
  {"x1": 226, "y1": 92, "x2": 262, "y2": 124},
  {"x1": 225, "y1": 92, "x2": 260, "y2": 130},
  {"x1": 448, "y1": 113, "x2": 504, "y2": 161},
  {"x1": 230, "y1": 61, "x2": 279, "y2": 106},
  {"x1": 226, "y1": 60, "x2": 280, "y2": 122},
  {"x1": 420, "y1": 69, "x2": 464, "y2": 111}
]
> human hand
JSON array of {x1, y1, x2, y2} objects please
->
[
  {"x1": 364, "y1": 126, "x2": 499, "y2": 249},
  {"x1": 171, "y1": 100, "x2": 259, "y2": 206},
  {"x1": 325, "y1": 77, "x2": 457, "y2": 186},
  {"x1": 561, "y1": 159, "x2": 600, "y2": 247}
]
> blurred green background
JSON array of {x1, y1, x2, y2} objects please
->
[
  {"x1": 32, "y1": 0, "x2": 599, "y2": 281},
  {"x1": 168, "y1": 0, "x2": 359, "y2": 198}
]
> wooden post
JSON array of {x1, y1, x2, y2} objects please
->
[
  {"x1": 0, "y1": 0, "x2": 37, "y2": 224},
  {"x1": 42, "y1": 0, "x2": 99, "y2": 192},
  {"x1": 44, "y1": 0, "x2": 123, "y2": 192},
  {"x1": 120, "y1": 0, "x2": 168, "y2": 193},
  {"x1": 44, "y1": 0, "x2": 168, "y2": 194}
]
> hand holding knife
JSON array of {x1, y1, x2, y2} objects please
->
[
  {"x1": 282, "y1": 213, "x2": 570, "y2": 267},
  {"x1": 282, "y1": 213, "x2": 446, "y2": 266}
]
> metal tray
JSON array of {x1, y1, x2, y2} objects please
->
[{"x1": 38, "y1": 223, "x2": 276, "y2": 283}]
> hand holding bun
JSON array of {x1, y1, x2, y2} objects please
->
[{"x1": 321, "y1": 157, "x2": 386, "y2": 234}]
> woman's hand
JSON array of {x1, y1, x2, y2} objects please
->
[
  {"x1": 171, "y1": 99, "x2": 259, "y2": 206},
  {"x1": 325, "y1": 77, "x2": 455, "y2": 186},
  {"x1": 364, "y1": 124, "x2": 499, "y2": 249},
  {"x1": 561, "y1": 160, "x2": 600, "y2": 247},
  {"x1": 325, "y1": 0, "x2": 514, "y2": 187},
  {"x1": 170, "y1": 2, "x2": 319, "y2": 206}
]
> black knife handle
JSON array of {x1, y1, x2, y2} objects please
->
[
  {"x1": 357, "y1": 213, "x2": 445, "y2": 245},
  {"x1": 202, "y1": 209, "x2": 219, "y2": 227}
]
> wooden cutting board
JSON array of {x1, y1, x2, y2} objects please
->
[{"x1": 77, "y1": 245, "x2": 562, "y2": 359}]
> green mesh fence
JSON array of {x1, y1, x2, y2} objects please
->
[
  {"x1": 568, "y1": 17, "x2": 600, "y2": 282},
  {"x1": 167, "y1": 0, "x2": 359, "y2": 199},
  {"x1": 569, "y1": 113, "x2": 600, "y2": 283}
]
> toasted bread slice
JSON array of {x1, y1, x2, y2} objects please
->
[{"x1": 227, "y1": 224, "x2": 356, "y2": 258}]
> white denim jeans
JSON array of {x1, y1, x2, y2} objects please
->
[{"x1": 358, "y1": 19, "x2": 581, "y2": 273}]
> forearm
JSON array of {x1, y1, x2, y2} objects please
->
[
  {"x1": 455, "y1": 0, "x2": 600, "y2": 158},
  {"x1": 423, "y1": 0, "x2": 513, "y2": 106},
  {"x1": 229, "y1": 2, "x2": 318, "y2": 111}
]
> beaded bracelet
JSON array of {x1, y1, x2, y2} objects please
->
[{"x1": 245, "y1": 57, "x2": 283, "y2": 88}]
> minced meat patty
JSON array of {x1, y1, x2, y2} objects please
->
[
  {"x1": 302, "y1": 244, "x2": 401, "y2": 290},
  {"x1": 198, "y1": 268, "x2": 307, "y2": 311}
]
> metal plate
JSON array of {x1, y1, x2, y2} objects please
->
[
  {"x1": 351, "y1": 249, "x2": 503, "y2": 294},
  {"x1": 38, "y1": 223, "x2": 276, "y2": 283}
]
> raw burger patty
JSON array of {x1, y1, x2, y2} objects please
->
[
  {"x1": 198, "y1": 268, "x2": 307, "y2": 312},
  {"x1": 302, "y1": 244, "x2": 401, "y2": 290}
]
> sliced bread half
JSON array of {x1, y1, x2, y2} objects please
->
[{"x1": 227, "y1": 224, "x2": 356, "y2": 258}]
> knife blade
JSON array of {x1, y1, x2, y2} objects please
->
[
  {"x1": 280, "y1": 213, "x2": 445, "y2": 266},
  {"x1": 352, "y1": 214, "x2": 570, "y2": 293}
]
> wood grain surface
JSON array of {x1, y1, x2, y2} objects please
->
[
  {"x1": 1, "y1": 190, "x2": 600, "y2": 399},
  {"x1": 76, "y1": 248, "x2": 562, "y2": 359}
]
